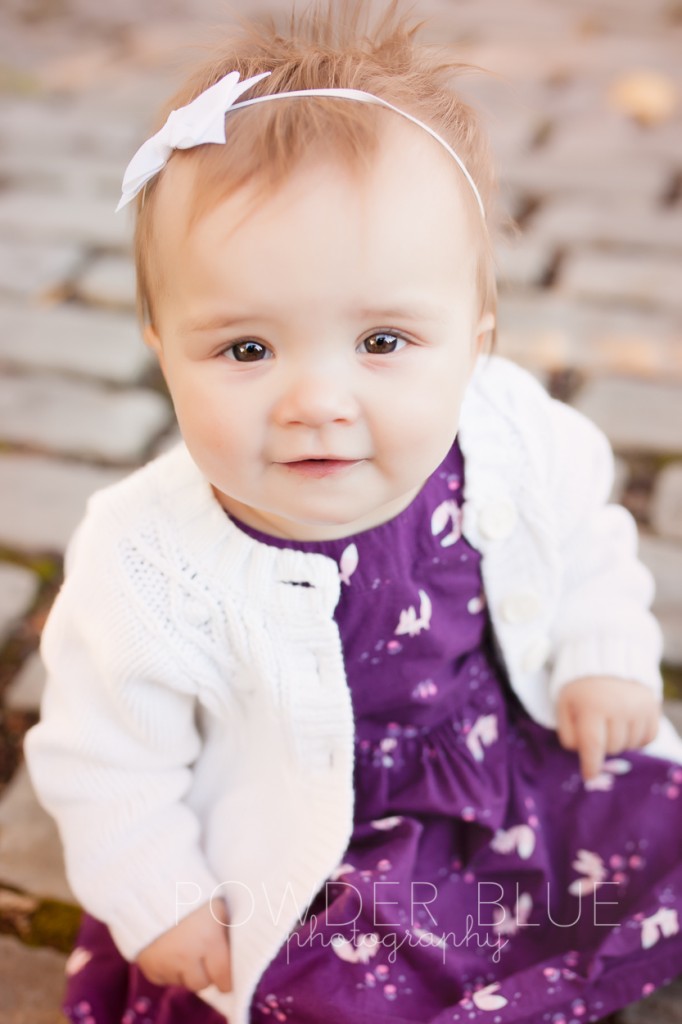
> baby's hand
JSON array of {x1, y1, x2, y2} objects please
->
[
  {"x1": 556, "y1": 675, "x2": 660, "y2": 782},
  {"x1": 136, "y1": 898, "x2": 232, "y2": 993}
]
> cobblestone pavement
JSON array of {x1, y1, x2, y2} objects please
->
[{"x1": 0, "y1": 0, "x2": 681, "y2": 1020}]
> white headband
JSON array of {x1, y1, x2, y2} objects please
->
[{"x1": 117, "y1": 69, "x2": 485, "y2": 218}]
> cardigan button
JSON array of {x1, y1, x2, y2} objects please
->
[
  {"x1": 521, "y1": 635, "x2": 552, "y2": 673},
  {"x1": 500, "y1": 590, "x2": 542, "y2": 625},
  {"x1": 478, "y1": 499, "x2": 517, "y2": 540}
]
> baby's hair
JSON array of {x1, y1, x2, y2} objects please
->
[{"x1": 134, "y1": 0, "x2": 499, "y2": 339}]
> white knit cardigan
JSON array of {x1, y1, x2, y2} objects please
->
[{"x1": 25, "y1": 355, "x2": 682, "y2": 1023}]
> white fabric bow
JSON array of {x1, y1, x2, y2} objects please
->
[
  {"x1": 117, "y1": 69, "x2": 485, "y2": 218},
  {"x1": 116, "y1": 70, "x2": 272, "y2": 211}
]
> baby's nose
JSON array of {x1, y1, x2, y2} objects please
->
[{"x1": 273, "y1": 368, "x2": 360, "y2": 428}]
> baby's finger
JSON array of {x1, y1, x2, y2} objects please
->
[
  {"x1": 576, "y1": 717, "x2": 607, "y2": 781},
  {"x1": 206, "y1": 942, "x2": 233, "y2": 993},
  {"x1": 137, "y1": 963, "x2": 168, "y2": 987},
  {"x1": 629, "y1": 714, "x2": 655, "y2": 751},
  {"x1": 205, "y1": 899, "x2": 232, "y2": 992},
  {"x1": 605, "y1": 718, "x2": 629, "y2": 756},
  {"x1": 556, "y1": 701, "x2": 577, "y2": 751},
  {"x1": 644, "y1": 708, "x2": 661, "y2": 745},
  {"x1": 136, "y1": 953, "x2": 177, "y2": 988},
  {"x1": 179, "y1": 958, "x2": 211, "y2": 993},
  {"x1": 634, "y1": 708, "x2": 655, "y2": 749}
]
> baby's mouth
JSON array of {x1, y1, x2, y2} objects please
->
[{"x1": 281, "y1": 457, "x2": 362, "y2": 477}]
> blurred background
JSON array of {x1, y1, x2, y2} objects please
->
[{"x1": 0, "y1": 0, "x2": 680, "y2": 1019}]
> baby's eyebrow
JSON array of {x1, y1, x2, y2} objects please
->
[
  {"x1": 356, "y1": 303, "x2": 450, "y2": 324},
  {"x1": 180, "y1": 301, "x2": 449, "y2": 335},
  {"x1": 181, "y1": 312, "x2": 267, "y2": 334}
]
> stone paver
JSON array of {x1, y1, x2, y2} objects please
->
[
  {"x1": 0, "y1": 935, "x2": 68, "y2": 1024},
  {"x1": 495, "y1": 236, "x2": 554, "y2": 291},
  {"x1": 0, "y1": 240, "x2": 82, "y2": 300},
  {"x1": 0, "y1": 302, "x2": 153, "y2": 384},
  {"x1": 651, "y1": 462, "x2": 682, "y2": 542},
  {"x1": 639, "y1": 536, "x2": 682, "y2": 667},
  {"x1": 0, "y1": 372, "x2": 170, "y2": 462},
  {"x1": 665, "y1": 701, "x2": 682, "y2": 737},
  {"x1": 74, "y1": 254, "x2": 136, "y2": 311},
  {"x1": 0, "y1": 565, "x2": 39, "y2": 649},
  {"x1": 560, "y1": 251, "x2": 682, "y2": 313},
  {"x1": 619, "y1": 978, "x2": 682, "y2": 1023},
  {"x1": 657, "y1": 609, "x2": 682, "y2": 669},
  {"x1": 612, "y1": 456, "x2": 629, "y2": 504},
  {"x1": 528, "y1": 198, "x2": 682, "y2": 253},
  {"x1": 0, "y1": 192, "x2": 130, "y2": 250},
  {"x1": 0, "y1": 150, "x2": 123, "y2": 200},
  {"x1": 0, "y1": 454, "x2": 125, "y2": 553},
  {"x1": 0, "y1": 767, "x2": 73, "y2": 904},
  {"x1": 153, "y1": 425, "x2": 183, "y2": 456},
  {"x1": 639, "y1": 536, "x2": 682, "y2": 607},
  {"x1": 0, "y1": 96, "x2": 143, "y2": 162},
  {"x1": 500, "y1": 151, "x2": 668, "y2": 201},
  {"x1": 497, "y1": 295, "x2": 682, "y2": 379},
  {"x1": 5, "y1": 653, "x2": 45, "y2": 713},
  {"x1": 571, "y1": 378, "x2": 682, "y2": 455},
  {"x1": 547, "y1": 100, "x2": 682, "y2": 160}
]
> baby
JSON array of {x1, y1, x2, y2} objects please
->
[{"x1": 25, "y1": 3, "x2": 682, "y2": 1023}]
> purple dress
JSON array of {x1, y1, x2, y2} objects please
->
[{"x1": 63, "y1": 439, "x2": 682, "y2": 1024}]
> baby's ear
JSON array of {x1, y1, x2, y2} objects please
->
[
  {"x1": 474, "y1": 312, "x2": 495, "y2": 355},
  {"x1": 143, "y1": 324, "x2": 165, "y2": 367}
]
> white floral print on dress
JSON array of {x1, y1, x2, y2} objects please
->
[
  {"x1": 431, "y1": 499, "x2": 462, "y2": 547},
  {"x1": 370, "y1": 816, "x2": 404, "y2": 830},
  {"x1": 465, "y1": 713, "x2": 499, "y2": 762},
  {"x1": 460, "y1": 982, "x2": 509, "y2": 1011},
  {"x1": 492, "y1": 892, "x2": 533, "y2": 937},
  {"x1": 490, "y1": 823, "x2": 536, "y2": 860},
  {"x1": 331, "y1": 932, "x2": 381, "y2": 963},
  {"x1": 395, "y1": 589, "x2": 432, "y2": 637},
  {"x1": 641, "y1": 907, "x2": 679, "y2": 949},
  {"x1": 65, "y1": 946, "x2": 93, "y2": 977},
  {"x1": 584, "y1": 757, "x2": 632, "y2": 791},
  {"x1": 569, "y1": 849, "x2": 607, "y2": 896},
  {"x1": 339, "y1": 543, "x2": 359, "y2": 585}
]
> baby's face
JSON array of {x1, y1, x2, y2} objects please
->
[{"x1": 146, "y1": 119, "x2": 493, "y2": 540}]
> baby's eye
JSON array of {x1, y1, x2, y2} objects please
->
[
  {"x1": 360, "y1": 332, "x2": 406, "y2": 355},
  {"x1": 224, "y1": 340, "x2": 271, "y2": 362}
]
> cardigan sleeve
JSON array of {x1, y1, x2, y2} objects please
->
[
  {"x1": 24, "y1": 502, "x2": 222, "y2": 961},
  {"x1": 544, "y1": 397, "x2": 664, "y2": 703}
]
